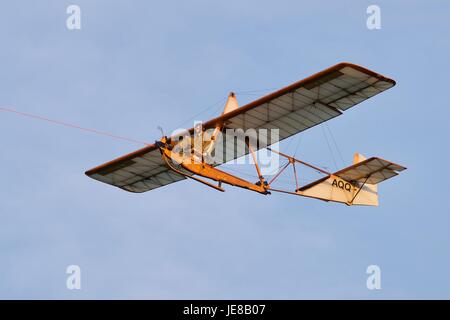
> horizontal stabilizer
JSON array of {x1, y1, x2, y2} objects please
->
[
  {"x1": 334, "y1": 157, "x2": 406, "y2": 185},
  {"x1": 297, "y1": 155, "x2": 405, "y2": 206}
]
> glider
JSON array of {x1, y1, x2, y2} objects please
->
[{"x1": 85, "y1": 62, "x2": 405, "y2": 206}]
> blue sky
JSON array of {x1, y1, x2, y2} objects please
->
[{"x1": 0, "y1": 0, "x2": 449, "y2": 299}]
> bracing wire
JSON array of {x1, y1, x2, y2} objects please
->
[
  {"x1": 321, "y1": 125, "x2": 338, "y2": 171},
  {"x1": 293, "y1": 135, "x2": 303, "y2": 157},
  {"x1": 234, "y1": 87, "x2": 278, "y2": 95},
  {"x1": 171, "y1": 96, "x2": 227, "y2": 131},
  {"x1": 325, "y1": 122, "x2": 345, "y2": 166}
]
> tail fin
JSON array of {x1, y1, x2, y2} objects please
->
[{"x1": 296, "y1": 153, "x2": 405, "y2": 206}]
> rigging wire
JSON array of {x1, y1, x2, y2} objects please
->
[
  {"x1": 321, "y1": 125, "x2": 338, "y2": 171},
  {"x1": 234, "y1": 87, "x2": 278, "y2": 95},
  {"x1": 170, "y1": 96, "x2": 226, "y2": 132},
  {"x1": 325, "y1": 122, "x2": 345, "y2": 166},
  {"x1": 293, "y1": 135, "x2": 303, "y2": 157}
]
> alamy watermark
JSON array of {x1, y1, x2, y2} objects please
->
[
  {"x1": 366, "y1": 264, "x2": 381, "y2": 290},
  {"x1": 66, "y1": 265, "x2": 81, "y2": 290},
  {"x1": 367, "y1": 5, "x2": 381, "y2": 30},
  {"x1": 66, "y1": 5, "x2": 81, "y2": 30}
]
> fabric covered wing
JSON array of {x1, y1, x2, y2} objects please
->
[
  {"x1": 335, "y1": 157, "x2": 406, "y2": 185},
  {"x1": 202, "y1": 62, "x2": 395, "y2": 163},
  {"x1": 85, "y1": 145, "x2": 188, "y2": 193}
]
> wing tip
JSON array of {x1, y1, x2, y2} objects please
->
[
  {"x1": 337, "y1": 61, "x2": 397, "y2": 86},
  {"x1": 84, "y1": 143, "x2": 158, "y2": 178},
  {"x1": 85, "y1": 169, "x2": 94, "y2": 177}
]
